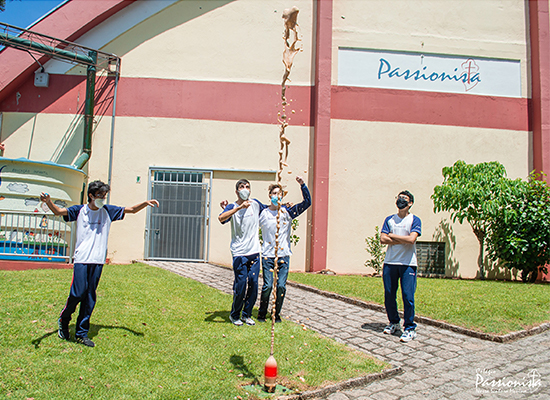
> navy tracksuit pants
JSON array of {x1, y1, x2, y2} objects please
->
[
  {"x1": 59, "y1": 263, "x2": 103, "y2": 338},
  {"x1": 230, "y1": 253, "x2": 260, "y2": 321},
  {"x1": 383, "y1": 263, "x2": 417, "y2": 331}
]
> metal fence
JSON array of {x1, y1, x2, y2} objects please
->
[
  {"x1": 0, "y1": 211, "x2": 74, "y2": 263},
  {"x1": 146, "y1": 169, "x2": 211, "y2": 262}
]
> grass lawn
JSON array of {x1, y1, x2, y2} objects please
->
[
  {"x1": 288, "y1": 273, "x2": 550, "y2": 335},
  {"x1": 0, "y1": 264, "x2": 387, "y2": 400}
]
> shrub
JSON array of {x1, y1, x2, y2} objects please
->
[
  {"x1": 365, "y1": 226, "x2": 386, "y2": 274},
  {"x1": 486, "y1": 173, "x2": 550, "y2": 282}
]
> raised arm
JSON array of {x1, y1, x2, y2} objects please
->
[
  {"x1": 124, "y1": 199, "x2": 159, "y2": 214},
  {"x1": 287, "y1": 176, "x2": 311, "y2": 219},
  {"x1": 40, "y1": 192, "x2": 68, "y2": 216}
]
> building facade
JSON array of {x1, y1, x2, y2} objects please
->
[{"x1": 0, "y1": 0, "x2": 548, "y2": 279}]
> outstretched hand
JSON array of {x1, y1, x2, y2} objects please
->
[
  {"x1": 146, "y1": 200, "x2": 160, "y2": 207},
  {"x1": 296, "y1": 176, "x2": 304, "y2": 185},
  {"x1": 40, "y1": 192, "x2": 51, "y2": 202},
  {"x1": 220, "y1": 200, "x2": 228, "y2": 210}
]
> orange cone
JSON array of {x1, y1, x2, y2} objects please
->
[{"x1": 264, "y1": 355, "x2": 277, "y2": 392}]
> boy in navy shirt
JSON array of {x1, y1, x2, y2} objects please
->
[{"x1": 41, "y1": 180, "x2": 159, "y2": 347}]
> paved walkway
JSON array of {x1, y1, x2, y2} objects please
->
[{"x1": 145, "y1": 261, "x2": 549, "y2": 400}]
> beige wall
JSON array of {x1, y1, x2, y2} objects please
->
[
  {"x1": 327, "y1": 119, "x2": 530, "y2": 277},
  {"x1": 332, "y1": 0, "x2": 529, "y2": 97},
  {"x1": 103, "y1": 116, "x2": 311, "y2": 267},
  {"x1": 103, "y1": 0, "x2": 314, "y2": 86},
  {"x1": 0, "y1": 0, "x2": 534, "y2": 278},
  {"x1": 325, "y1": 0, "x2": 530, "y2": 278}
]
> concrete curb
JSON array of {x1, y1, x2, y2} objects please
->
[
  {"x1": 286, "y1": 280, "x2": 550, "y2": 343},
  {"x1": 276, "y1": 367, "x2": 402, "y2": 400}
]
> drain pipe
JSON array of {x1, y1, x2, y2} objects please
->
[
  {"x1": 72, "y1": 50, "x2": 97, "y2": 169},
  {"x1": 107, "y1": 58, "x2": 121, "y2": 204}
]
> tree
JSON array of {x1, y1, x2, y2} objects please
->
[
  {"x1": 0, "y1": 0, "x2": 20, "y2": 14},
  {"x1": 431, "y1": 160, "x2": 510, "y2": 278},
  {"x1": 486, "y1": 173, "x2": 550, "y2": 282}
]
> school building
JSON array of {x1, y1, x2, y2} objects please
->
[{"x1": 0, "y1": 0, "x2": 548, "y2": 280}]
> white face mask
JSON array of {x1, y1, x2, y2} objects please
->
[
  {"x1": 238, "y1": 189, "x2": 250, "y2": 201},
  {"x1": 94, "y1": 198, "x2": 105, "y2": 209}
]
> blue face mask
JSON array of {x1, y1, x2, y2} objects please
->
[{"x1": 271, "y1": 195, "x2": 280, "y2": 206}]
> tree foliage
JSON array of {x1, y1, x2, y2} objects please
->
[
  {"x1": 431, "y1": 160, "x2": 509, "y2": 277},
  {"x1": 433, "y1": 160, "x2": 550, "y2": 282},
  {"x1": 486, "y1": 173, "x2": 550, "y2": 282},
  {"x1": 0, "y1": 0, "x2": 6, "y2": 13}
]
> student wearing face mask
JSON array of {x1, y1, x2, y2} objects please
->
[
  {"x1": 257, "y1": 176, "x2": 310, "y2": 323},
  {"x1": 380, "y1": 190, "x2": 422, "y2": 343},
  {"x1": 219, "y1": 179, "x2": 268, "y2": 326},
  {"x1": 40, "y1": 180, "x2": 159, "y2": 347}
]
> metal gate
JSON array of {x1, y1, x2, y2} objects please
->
[{"x1": 145, "y1": 168, "x2": 211, "y2": 261}]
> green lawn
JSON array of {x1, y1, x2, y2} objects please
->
[
  {"x1": 0, "y1": 264, "x2": 387, "y2": 400},
  {"x1": 288, "y1": 273, "x2": 550, "y2": 335}
]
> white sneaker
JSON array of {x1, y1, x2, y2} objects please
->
[
  {"x1": 400, "y1": 329, "x2": 417, "y2": 342},
  {"x1": 243, "y1": 317, "x2": 256, "y2": 326},
  {"x1": 383, "y1": 323, "x2": 399, "y2": 335},
  {"x1": 229, "y1": 316, "x2": 243, "y2": 326}
]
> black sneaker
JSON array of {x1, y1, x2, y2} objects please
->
[
  {"x1": 257, "y1": 316, "x2": 266, "y2": 322},
  {"x1": 76, "y1": 336, "x2": 95, "y2": 347},
  {"x1": 57, "y1": 318, "x2": 69, "y2": 340},
  {"x1": 275, "y1": 317, "x2": 282, "y2": 323}
]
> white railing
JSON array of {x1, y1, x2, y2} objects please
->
[{"x1": 0, "y1": 211, "x2": 74, "y2": 263}]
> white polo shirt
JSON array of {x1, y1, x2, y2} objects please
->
[
  {"x1": 221, "y1": 199, "x2": 264, "y2": 257},
  {"x1": 381, "y1": 213, "x2": 422, "y2": 266},
  {"x1": 64, "y1": 204, "x2": 125, "y2": 264}
]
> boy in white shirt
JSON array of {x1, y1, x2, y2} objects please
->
[
  {"x1": 219, "y1": 179, "x2": 267, "y2": 326},
  {"x1": 257, "y1": 176, "x2": 310, "y2": 323},
  {"x1": 41, "y1": 180, "x2": 159, "y2": 347}
]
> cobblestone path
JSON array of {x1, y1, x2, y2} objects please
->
[{"x1": 145, "y1": 261, "x2": 549, "y2": 400}]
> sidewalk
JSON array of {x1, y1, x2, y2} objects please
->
[{"x1": 145, "y1": 261, "x2": 550, "y2": 400}]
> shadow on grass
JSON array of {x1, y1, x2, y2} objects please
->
[
  {"x1": 361, "y1": 322, "x2": 402, "y2": 337},
  {"x1": 31, "y1": 324, "x2": 144, "y2": 348},
  {"x1": 204, "y1": 310, "x2": 230, "y2": 323},
  {"x1": 230, "y1": 354, "x2": 260, "y2": 384}
]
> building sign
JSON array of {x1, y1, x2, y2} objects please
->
[{"x1": 338, "y1": 48, "x2": 521, "y2": 98}]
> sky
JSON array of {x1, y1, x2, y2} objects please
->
[{"x1": 0, "y1": 0, "x2": 67, "y2": 30}]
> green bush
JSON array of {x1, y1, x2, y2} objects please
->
[
  {"x1": 365, "y1": 226, "x2": 386, "y2": 274},
  {"x1": 486, "y1": 173, "x2": 550, "y2": 282},
  {"x1": 432, "y1": 160, "x2": 550, "y2": 282}
]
